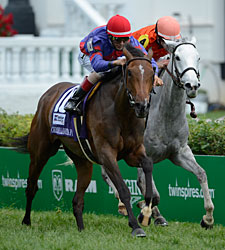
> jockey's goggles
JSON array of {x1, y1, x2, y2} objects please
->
[{"x1": 112, "y1": 36, "x2": 130, "y2": 43}]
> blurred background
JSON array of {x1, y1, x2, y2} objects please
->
[{"x1": 0, "y1": 0, "x2": 224, "y2": 114}]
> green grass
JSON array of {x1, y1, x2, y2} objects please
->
[{"x1": 0, "y1": 208, "x2": 224, "y2": 250}]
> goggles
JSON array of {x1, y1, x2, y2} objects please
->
[{"x1": 112, "y1": 36, "x2": 130, "y2": 43}]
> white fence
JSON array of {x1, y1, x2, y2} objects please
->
[
  {"x1": 0, "y1": 35, "x2": 85, "y2": 83},
  {"x1": 0, "y1": 35, "x2": 87, "y2": 114}
]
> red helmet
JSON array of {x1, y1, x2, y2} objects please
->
[
  {"x1": 107, "y1": 15, "x2": 131, "y2": 37},
  {"x1": 156, "y1": 16, "x2": 181, "y2": 40}
]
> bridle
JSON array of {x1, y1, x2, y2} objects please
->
[
  {"x1": 166, "y1": 42, "x2": 200, "y2": 118},
  {"x1": 122, "y1": 57, "x2": 154, "y2": 108},
  {"x1": 166, "y1": 42, "x2": 200, "y2": 89}
]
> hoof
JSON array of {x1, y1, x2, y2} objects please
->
[
  {"x1": 22, "y1": 218, "x2": 31, "y2": 226},
  {"x1": 131, "y1": 228, "x2": 146, "y2": 237},
  {"x1": 138, "y1": 212, "x2": 151, "y2": 227},
  {"x1": 78, "y1": 226, "x2": 84, "y2": 232},
  {"x1": 200, "y1": 219, "x2": 213, "y2": 230},
  {"x1": 154, "y1": 216, "x2": 168, "y2": 226}
]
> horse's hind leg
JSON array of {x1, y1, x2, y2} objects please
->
[
  {"x1": 22, "y1": 137, "x2": 60, "y2": 226},
  {"x1": 64, "y1": 150, "x2": 93, "y2": 231},
  {"x1": 152, "y1": 206, "x2": 168, "y2": 226}
]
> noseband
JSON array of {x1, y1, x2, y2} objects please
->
[
  {"x1": 166, "y1": 43, "x2": 200, "y2": 89},
  {"x1": 122, "y1": 57, "x2": 154, "y2": 108}
]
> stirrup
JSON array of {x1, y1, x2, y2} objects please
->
[
  {"x1": 64, "y1": 99, "x2": 75, "y2": 111},
  {"x1": 65, "y1": 100, "x2": 82, "y2": 115},
  {"x1": 72, "y1": 104, "x2": 82, "y2": 115}
]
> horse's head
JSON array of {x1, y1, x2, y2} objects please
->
[
  {"x1": 164, "y1": 37, "x2": 201, "y2": 98},
  {"x1": 123, "y1": 43, "x2": 154, "y2": 118}
]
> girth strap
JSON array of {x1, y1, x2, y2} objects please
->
[{"x1": 73, "y1": 116, "x2": 99, "y2": 164}]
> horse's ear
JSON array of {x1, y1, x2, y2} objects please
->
[
  {"x1": 163, "y1": 40, "x2": 177, "y2": 53},
  {"x1": 146, "y1": 47, "x2": 153, "y2": 60},
  {"x1": 190, "y1": 36, "x2": 197, "y2": 45},
  {"x1": 123, "y1": 46, "x2": 133, "y2": 61}
]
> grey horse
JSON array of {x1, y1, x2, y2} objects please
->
[{"x1": 102, "y1": 37, "x2": 214, "y2": 229}]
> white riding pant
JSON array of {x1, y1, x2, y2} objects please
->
[
  {"x1": 78, "y1": 52, "x2": 101, "y2": 84},
  {"x1": 78, "y1": 52, "x2": 94, "y2": 73}
]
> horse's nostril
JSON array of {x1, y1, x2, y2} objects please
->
[
  {"x1": 194, "y1": 86, "x2": 198, "y2": 90},
  {"x1": 135, "y1": 103, "x2": 141, "y2": 109},
  {"x1": 135, "y1": 102, "x2": 148, "y2": 111},
  {"x1": 185, "y1": 83, "x2": 191, "y2": 89}
]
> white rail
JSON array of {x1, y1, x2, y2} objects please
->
[
  {"x1": 0, "y1": 35, "x2": 88, "y2": 114},
  {"x1": 0, "y1": 35, "x2": 85, "y2": 84}
]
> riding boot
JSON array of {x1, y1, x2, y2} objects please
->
[{"x1": 64, "y1": 76, "x2": 93, "y2": 113}]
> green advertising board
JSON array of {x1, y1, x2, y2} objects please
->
[{"x1": 0, "y1": 147, "x2": 224, "y2": 226}]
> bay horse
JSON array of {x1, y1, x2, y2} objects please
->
[
  {"x1": 14, "y1": 43, "x2": 155, "y2": 237},
  {"x1": 102, "y1": 38, "x2": 214, "y2": 229}
]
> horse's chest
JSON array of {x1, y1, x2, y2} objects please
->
[
  {"x1": 145, "y1": 128, "x2": 186, "y2": 161},
  {"x1": 124, "y1": 135, "x2": 141, "y2": 149}
]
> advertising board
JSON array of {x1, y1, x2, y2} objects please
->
[{"x1": 0, "y1": 148, "x2": 224, "y2": 226}]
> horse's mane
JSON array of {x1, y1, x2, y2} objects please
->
[
  {"x1": 125, "y1": 42, "x2": 145, "y2": 57},
  {"x1": 180, "y1": 37, "x2": 192, "y2": 43},
  {"x1": 100, "y1": 66, "x2": 122, "y2": 82},
  {"x1": 181, "y1": 37, "x2": 187, "y2": 42}
]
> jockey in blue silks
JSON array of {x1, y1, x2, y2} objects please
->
[{"x1": 64, "y1": 14, "x2": 160, "y2": 113}]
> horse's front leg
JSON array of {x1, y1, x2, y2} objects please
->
[
  {"x1": 136, "y1": 156, "x2": 154, "y2": 227},
  {"x1": 101, "y1": 166, "x2": 128, "y2": 216},
  {"x1": 101, "y1": 151, "x2": 146, "y2": 237},
  {"x1": 171, "y1": 145, "x2": 214, "y2": 229},
  {"x1": 137, "y1": 168, "x2": 168, "y2": 226},
  {"x1": 102, "y1": 166, "x2": 167, "y2": 223},
  {"x1": 125, "y1": 145, "x2": 154, "y2": 227}
]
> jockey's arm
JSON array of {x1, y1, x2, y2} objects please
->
[
  {"x1": 112, "y1": 57, "x2": 126, "y2": 67},
  {"x1": 157, "y1": 59, "x2": 170, "y2": 69},
  {"x1": 157, "y1": 54, "x2": 170, "y2": 69}
]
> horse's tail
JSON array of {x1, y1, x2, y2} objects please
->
[{"x1": 11, "y1": 133, "x2": 29, "y2": 153}]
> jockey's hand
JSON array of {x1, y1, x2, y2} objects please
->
[
  {"x1": 113, "y1": 57, "x2": 127, "y2": 66},
  {"x1": 157, "y1": 59, "x2": 169, "y2": 69},
  {"x1": 154, "y1": 75, "x2": 163, "y2": 86}
]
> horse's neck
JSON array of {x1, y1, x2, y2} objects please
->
[{"x1": 157, "y1": 71, "x2": 187, "y2": 120}]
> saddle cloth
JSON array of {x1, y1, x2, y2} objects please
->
[
  {"x1": 50, "y1": 82, "x2": 101, "y2": 164},
  {"x1": 50, "y1": 85, "x2": 87, "y2": 141}
]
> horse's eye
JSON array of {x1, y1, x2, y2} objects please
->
[
  {"x1": 175, "y1": 55, "x2": 180, "y2": 61},
  {"x1": 127, "y1": 70, "x2": 132, "y2": 77}
]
